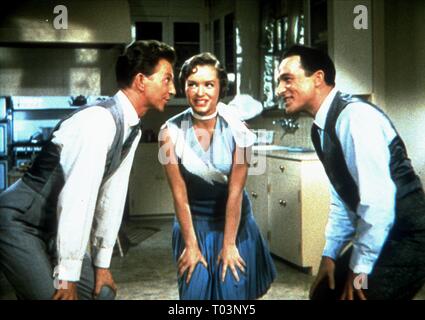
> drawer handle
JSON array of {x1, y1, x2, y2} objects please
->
[
  {"x1": 251, "y1": 160, "x2": 258, "y2": 168},
  {"x1": 251, "y1": 192, "x2": 258, "y2": 199},
  {"x1": 279, "y1": 200, "x2": 287, "y2": 207},
  {"x1": 279, "y1": 165, "x2": 285, "y2": 172}
]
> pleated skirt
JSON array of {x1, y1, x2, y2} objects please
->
[{"x1": 172, "y1": 212, "x2": 277, "y2": 300}]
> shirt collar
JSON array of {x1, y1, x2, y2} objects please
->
[
  {"x1": 314, "y1": 87, "x2": 339, "y2": 130},
  {"x1": 114, "y1": 90, "x2": 140, "y2": 127}
]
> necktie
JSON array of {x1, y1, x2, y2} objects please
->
[
  {"x1": 311, "y1": 123, "x2": 323, "y2": 160},
  {"x1": 121, "y1": 121, "x2": 141, "y2": 159}
]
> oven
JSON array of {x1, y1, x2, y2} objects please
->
[
  {"x1": 0, "y1": 123, "x2": 7, "y2": 157},
  {"x1": 1, "y1": 95, "x2": 110, "y2": 191}
]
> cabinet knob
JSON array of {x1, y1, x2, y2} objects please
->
[
  {"x1": 279, "y1": 165, "x2": 285, "y2": 172},
  {"x1": 250, "y1": 160, "x2": 258, "y2": 168},
  {"x1": 279, "y1": 199, "x2": 287, "y2": 207},
  {"x1": 251, "y1": 192, "x2": 258, "y2": 199}
]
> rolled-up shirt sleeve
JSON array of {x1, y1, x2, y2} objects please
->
[
  {"x1": 53, "y1": 107, "x2": 116, "y2": 281},
  {"x1": 336, "y1": 104, "x2": 397, "y2": 274}
]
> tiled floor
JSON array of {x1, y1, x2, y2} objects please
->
[
  {"x1": 111, "y1": 216, "x2": 313, "y2": 300},
  {"x1": 1, "y1": 216, "x2": 425, "y2": 300}
]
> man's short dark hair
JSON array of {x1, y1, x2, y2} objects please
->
[
  {"x1": 179, "y1": 52, "x2": 228, "y2": 99},
  {"x1": 115, "y1": 40, "x2": 176, "y2": 89},
  {"x1": 282, "y1": 45, "x2": 336, "y2": 86}
]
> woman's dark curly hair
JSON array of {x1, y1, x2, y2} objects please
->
[{"x1": 179, "y1": 52, "x2": 228, "y2": 99}]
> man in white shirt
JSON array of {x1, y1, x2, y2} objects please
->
[
  {"x1": 276, "y1": 45, "x2": 425, "y2": 300},
  {"x1": 0, "y1": 40, "x2": 176, "y2": 300}
]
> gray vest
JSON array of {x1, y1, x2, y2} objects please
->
[
  {"x1": 311, "y1": 91, "x2": 422, "y2": 213},
  {"x1": 0, "y1": 98, "x2": 140, "y2": 232}
]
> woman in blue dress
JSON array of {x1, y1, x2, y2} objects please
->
[{"x1": 159, "y1": 52, "x2": 276, "y2": 300}]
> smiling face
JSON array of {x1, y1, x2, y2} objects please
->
[
  {"x1": 143, "y1": 58, "x2": 176, "y2": 112},
  {"x1": 185, "y1": 65, "x2": 220, "y2": 116},
  {"x1": 276, "y1": 55, "x2": 317, "y2": 115}
]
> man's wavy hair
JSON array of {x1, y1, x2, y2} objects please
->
[
  {"x1": 282, "y1": 45, "x2": 336, "y2": 86},
  {"x1": 116, "y1": 40, "x2": 176, "y2": 89}
]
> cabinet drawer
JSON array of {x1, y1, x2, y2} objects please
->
[{"x1": 268, "y1": 158, "x2": 300, "y2": 177}]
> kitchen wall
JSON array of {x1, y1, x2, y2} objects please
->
[
  {"x1": 1, "y1": 0, "x2": 423, "y2": 176},
  {"x1": 0, "y1": 0, "x2": 131, "y2": 96},
  {"x1": 0, "y1": 46, "x2": 121, "y2": 96},
  {"x1": 384, "y1": 0, "x2": 425, "y2": 181},
  {"x1": 248, "y1": 114, "x2": 314, "y2": 148}
]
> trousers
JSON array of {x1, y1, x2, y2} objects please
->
[
  {"x1": 0, "y1": 207, "x2": 114, "y2": 300},
  {"x1": 311, "y1": 190, "x2": 425, "y2": 300}
]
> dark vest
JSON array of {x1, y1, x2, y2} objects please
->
[
  {"x1": 0, "y1": 98, "x2": 140, "y2": 231},
  {"x1": 311, "y1": 91, "x2": 422, "y2": 213}
]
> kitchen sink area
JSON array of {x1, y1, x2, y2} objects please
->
[{"x1": 252, "y1": 145, "x2": 315, "y2": 153}]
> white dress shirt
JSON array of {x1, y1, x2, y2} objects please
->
[
  {"x1": 52, "y1": 90, "x2": 141, "y2": 281},
  {"x1": 314, "y1": 88, "x2": 397, "y2": 274}
]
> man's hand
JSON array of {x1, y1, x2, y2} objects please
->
[
  {"x1": 309, "y1": 256, "x2": 336, "y2": 299},
  {"x1": 94, "y1": 268, "x2": 117, "y2": 299},
  {"x1": 340, "y1": 270, "x2": 367, "y2": 300},
  {"x1": 52, "y1": 281, "x2": 78, "y2": 300}
]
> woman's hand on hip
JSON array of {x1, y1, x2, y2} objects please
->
[
  {"x1": 178, "y1": 245, "x2": 208, "y2": 284},
  {"x1": 217, "y1": 244, "x2": 246, "y2": 282}
]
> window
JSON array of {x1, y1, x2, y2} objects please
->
[
  {"x1": 173, "y1": 22, "x2": 201, "y2": 97},
  {"x1": 213, "y1": 19, "x2": 221, "y2": 60},
  {"x1": 224, "y1": 13, "x2": 236, "y2": 96},
  {"x1": 132, "y1": 19, "x2": 203, "y2": 100},
  {"x1": 260, "y1": 1, "x2": 305, "y2": 109},
  {"x1": 309, "y1": 0, "x2": 328, "y2": 52},
  {"x1": 135, "y1": 22, "x2": 163, "y2": 41},
  {"x1": 212, "y1": 13, "x2": 236, "y2": 97}
]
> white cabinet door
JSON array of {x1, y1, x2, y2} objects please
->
[
  {"x1": 267, "y1": 156, "x2": 330, "y2": 275},
  {"x1": 268, "y1": 158, "x2": 302, "y2": 265},
  {"x1": 246, "y1": 168, "x2": 269, "y2": 242}
]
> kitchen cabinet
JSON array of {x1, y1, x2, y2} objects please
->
[
  {"x1": 129, "y1": 143, "x2": 174, "y2": 216},
  {"x1": 245, "y1": 155, "x2": 269, "y2": 241},
  {"x1": 267, "y1": 155, "x2": 330, "y2": 275}
]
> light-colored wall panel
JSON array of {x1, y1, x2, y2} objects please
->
[
  {"x1": 384, "y1": 0, "x2": 425, "y2": 182},
  {"x1": 0, "y1": 47, "x2": 120, "y2": 96},
  {"x1": 328, "y1": 0, "x2": 373, "y2": 95}
]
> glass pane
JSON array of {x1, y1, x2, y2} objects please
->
[
  {"x1": 213, "y1": 19, "x2": 220, "y2": 41},
  {"x1": 213, "y1": 19, "x2": 221, "y2": 60},
  {"x1": 224, "y1": 13, "x2": 235, "y2": 96},
  {"x1": 173, "y1": 22, "x2": 201, "y2": 97},
  {"x1": 310, "y1": 0, "x2": 327, "y2": 51},
  {"x1": 135, "y1": 22, "x2": 162, "y2": 41},
  {"x1": 174, "y1": 22, "x2": 200, "y2": 43},
  {"x1": 174, "y1": 43, "x2": 200, "y2": 97},
  {"x1": 224, "y1": 13, "x2": 235, "y2": 73}
]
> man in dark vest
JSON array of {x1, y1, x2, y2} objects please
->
[
  {"x1": 276, "y1": 45, "x2": 425, "y2": 300},
  {"x1": 0, "y1": 40, "x2": 176, "y2": 300}
]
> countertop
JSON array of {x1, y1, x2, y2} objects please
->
[{"x1": 253, "y1": 149, "x2": 319, "y2": 161}]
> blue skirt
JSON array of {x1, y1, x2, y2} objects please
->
[{"x1": 172, "y1": 212, "x2": 277, "y2": 300}]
